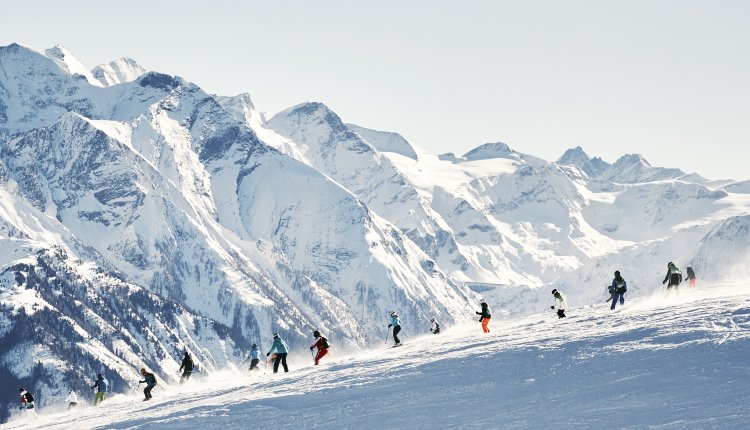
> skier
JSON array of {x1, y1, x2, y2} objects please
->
[
  {"x1": 18, "y1": 388, "x2": 36, "y2": 415},
  {"x1": 686, "y1": 266, "x2": 697, "y2": 287},
  {"x1": 65, "y1": 390, "x2": 78, "y2": 410},
  {"x1": 551, "y1": 289, "x2": 567, "y2": 318},
  {"x1": 248, "y1": 344, "x2": 261, "y2": 371},
  {"x1": 309, "y1": 330, "x2": 329, "y2": 365},
  {"x1": 662, "y1": 262, "x2": 682, "y2": 293},
  {"x1": 388, "y1": 311, "x2": 402, "y2": 346},
  {"x1": 90, "y1": 373, "x2": 108, "y2": 406},
  {"x1": 266, "y1": 333, "x2": 290, "y2": 373},
  {"x1": 610, "y1": 270, "x2": 627, "y2": 310},
  {"x1": 139, "y1": 368, "x2": 157, "y2": 401},
  {"x1": 430, "y1": 317, "x2": 441, "y2": 334},
  {"x1": 476, "y1": 301, "x2": 491, "y2": 333},
  {"x1": 178, "y1": 351, "x2": 194, "y2": 383}
]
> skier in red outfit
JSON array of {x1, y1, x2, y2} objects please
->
[{"x1": 309, "y1": 330, "x2": 329, "y2": 365}]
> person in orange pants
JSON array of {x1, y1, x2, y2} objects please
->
[
  {"x1": 476, "y1": 301, "x2": 491, "y2": 333},
  {"x1": 309, "y1": 330, "x2": 329, "y2": 365}
]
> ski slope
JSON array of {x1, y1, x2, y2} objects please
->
[{"x1": 4, "y1": 284, "x2": 749, "y2": 430}]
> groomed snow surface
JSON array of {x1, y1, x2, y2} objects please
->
[{"x1": 4, "y1": 284, "x2": 749, "y2": 430}]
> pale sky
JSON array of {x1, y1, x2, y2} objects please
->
[{"x1": 2, "y1": 1, "x2": 748, "y2": 180}]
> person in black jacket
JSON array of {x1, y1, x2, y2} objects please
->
[
  {"x1": 476, "y1": 301, "x2": 491, "y2": 333},
  {"x1": 139, "y1": 368, "x2": 157, "y2": 401},
  {"x1": 662, "y1": 262, "x2": 682, "y2": 293},
  {"x1": 610, "y1": 271, "x2": 627, "y2": 310},
  {"x1": 178, "y1": 351, "x2": 194, "y2": 383}
]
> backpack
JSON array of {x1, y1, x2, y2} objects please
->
[
  {"x1": 321, "y1": 336, "x2": 330, "y2": 349},
  {"x1": 24, "y1": 392, "x2": 34, "y2": 403}
]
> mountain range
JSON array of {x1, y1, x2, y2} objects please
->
[{"x1": 0, "y1": 43, "x2": 748, "y2": 422}]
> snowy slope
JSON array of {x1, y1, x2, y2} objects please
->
[{"x1": 3, "y1": 284, "x2": 749, "y2": 429}]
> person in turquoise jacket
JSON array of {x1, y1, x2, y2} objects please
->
[
  {"x1": 388, "y1": 311, "x2": 402, "y2": 346},
  {"x1": 248, "y1": 343, "x2": 261, "y2": 371},
  {"x1": 266, "y1": 333, "x2": 289, "y2": 373}
]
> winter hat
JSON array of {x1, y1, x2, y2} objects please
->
[
  {"x1": 614, "y1": 270, "x2": 620, "y2": 277},
  {"x1": 97, "y1": 373, "x2": 102, "y2": 379},
  {"x1": 18, "y1": 388, "x2": 24, "y2": 393},
  {"x1": 390, "y1": 311, "x2": 397, "y2": 316},
  {"x1": 251, "y1": 343, "x2": 257, "y2": 348},
  {"x1": 272, "y1": 333, "x2": 279, "y2": 338},
  {"x1": 313, "y1": 330, "x2": 320, "y2": 338},
  {"x1": 430, "y1": 317, "x2": 435, "y2": 322},
  {"x1": 551, "y1": 289, "x2": 558, "y2": 295},
  {"x1": 140, "y1": 368, "x2": 147, "y2": 374}
]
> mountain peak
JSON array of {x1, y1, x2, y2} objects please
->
[
  {"x1": 92, "y1": 57, "x2": 147, "y2": 86},
  {"x1": 346, "y1": 124, "x2": 417, "y2": 160},
  {"x1": 558, "y1": 146, "x2": 591, "y2": 165},
  {"x1": 613, "y1": 153, "x2": 651, "y2": 168},
  {"x1": 43, "y1": 45, "x2": 102, "y2": 86},
  {"x1": 463, "y1": 142, "x2": 521, "y2": 162}
]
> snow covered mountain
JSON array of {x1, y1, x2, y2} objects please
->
[{"x1": 0, "y1": 43, "x2": 748, "y2": 424}]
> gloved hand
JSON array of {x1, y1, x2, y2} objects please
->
[
  {"x1": 550, "y1": 306, "x2": 555, "y2": 309},
  {"x1": 266, "y1": 352, "x2": 270, "y2": 357},
  {"x1": 309, "y1": 346, "x2": 314, "y2": 351},
  {"x1": 387, "y1": 324, "x2": 392, "y2": 328}
]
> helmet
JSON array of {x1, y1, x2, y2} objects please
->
[
  {"x1": 390, "y1": 311, "x2": 397, "y2": 316},
  {"x1": 430, "y1": 317, "x2": 435, "y2": 322},
  {"x1": 140, "y1": 368, "x2": 146, "y2": 374},
  {"x1": 614, "y1": 270, "x2": 620, "y2": 277},
  {"x1": 251, "y1": 343, "x2": 257, "y2": 348},
  {"x1": 313, "y1": 330, "x2": 320, "y2": 338},
  {"x1": 551, "y1": 289, "x2": 558, "y2": 295},
  {"x1": 272, "y1": 333, "x2": 279, "y2": 338},
  {"x1": 19, "y1": 388, "x2": 24, "y2": 392},
  {"x1": 668, "y1": 262, "x2": 674, "y2": 267},
  {"x1": 97, "y1": 373, "x2": 102, "y2": 379}
]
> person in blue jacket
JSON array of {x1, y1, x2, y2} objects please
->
[
  {"x1": 388, "y1": 311, "x2": 402, "y2": 346},
  {"x1": 90, "y1": 373, "x2": 108, "y2": 406},
  {"x1": 266, "y1": 333, "x2": 289, "y2": 373},
  {"x1": 610, "y1": 270, "x2": 627, "y2": 310},
  {"x1": 248, "y1": 344, "x2": 261, "y2": 371}
]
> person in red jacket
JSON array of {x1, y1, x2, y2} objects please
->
[{"x1": 309, "y1": 330, "x2": 329, "y2": 365}]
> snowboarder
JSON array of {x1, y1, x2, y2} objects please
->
[
  {"x1": 309, "y1": 330, "x2": 329, "y2": 365},
  {"x1": 662, "y1": 262, "x2": 682, "y2": 293},
  {"x1": 178, "y1": 351, "x2": 194, "y2": 383},
  {"x1": 610, "y1": 270, "x2": 627, "y2": 310},
  {"x1": 388, "y1": 311, "x2": 402, "y2": 346},
  {"x1": 266, "y1": 333, "x2": 290, "y2": 373},
  {"x1": 551, "y1": 289, "x2": 567, "y2": 318},
  {"x1": 430, "y1": 317, "x2": 440, "y2": 334},
  {"x1": 476, "y1": 301, "x2": 491, "y2": 332},
  {"x1": 65, "y1": 390, "x2": 78, "y2": 410},
  {"x1": 90, "y1": 373, "x2": 108, "y2": 406},
  {"x1": 139, "y1": 368, "x2": 157, "y2": 401},
  {"x1": 686, "y1": 266, "x2": 697, "y2": 287},
  {"x1": 248, "y1": 344, "x2": 261, "y2": 371},
  {"x1": 18, "y1": 388, "x2": 36, "y2": 415}
]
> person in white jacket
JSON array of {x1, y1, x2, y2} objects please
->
[
  {"x1": 430, "y1": 317, "x2": 440, "y2": 334},
  {"x1": 65, "y1": 390, "x2": 78, "y2": 410},
  {"x1": 551, "y1": 289, "x2": 567, "y2": 318}
]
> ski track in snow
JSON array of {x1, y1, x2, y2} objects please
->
[{"x1": 4, "y1": 285, "x2": 749, "y2": 430}]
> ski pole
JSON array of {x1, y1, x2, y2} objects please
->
[
  {"x1": 310, "y1": 350, "x2": 315, "y2": 364},
  {"x1": 385, "y1": 326, "x2": 391, "y2": 344}
]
